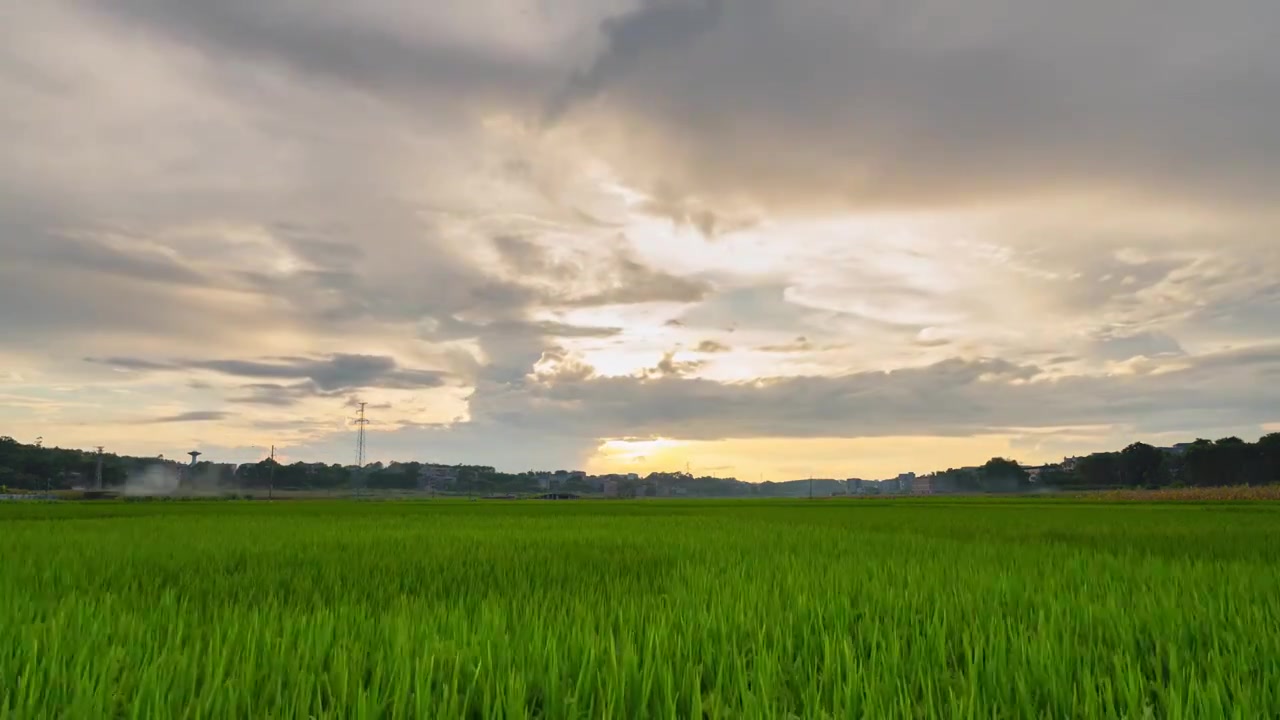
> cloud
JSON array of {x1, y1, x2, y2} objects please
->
[
  {"x1": 913, "y1": 328, "x2": 954, "y2": 348},
  {"x1": 695, "y1": 340, "x2": 731, "y2": 353},
  {"x1": 1089, "y1": 330, "x2": 1185, "y2": 362},
  {"x1": 564, "y1": 254, "x2": 710, "y2": 306},
  {"x1": 648, "y1": 351, "x2": 705, "y2": 379},
  {"x1": 637, "y1": 190, "x2": 760, "y2": 238},
  {"x1": 553, "y1": 0, "x2": 1280, "y2": 212},
  {"x1": 492, "y1": 235, "x2": 713, "y2": 308},
  {"x1": 88, "y1": 354, "x2": 451, "y2": 393},
  {"x1": 459, "y1": 346, "x2": 1280, "y2": 443},
  {"x1": 491, "y1": 235, "x2": 577, "y2": 281},
  {"x1": 759, "y1": 337, "x2": 814, "y2": 353},
  {"x1": 197, "y1": 356, "x2": 446, "y2": 391},
  {"x1": 88, "y1": 357, "x2": 176, "y2": 372},
  {"x1": 141, "y1": 410, "x2": 230, "y2": 424},
  {"x1": 521, "y1": 321, "x2": 623, "y2": 339},
  {"x1": 226, "y1": 385, "x2": 307, "y2": 407},
  {"x1": 678, "y1": 286, "x2": 817, "y2": 333},
  {"x1": 94, "y1": 0, "x2": 554, "y2": 107},
  {"x1": 548, "y1": 0, "x2": 726, "y2": 120}
]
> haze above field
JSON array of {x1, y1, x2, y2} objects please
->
[{"x1": 2, "y1": 1, "x2": 1279, "y2": 479}]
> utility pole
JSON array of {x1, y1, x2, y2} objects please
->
[
  {"x1": 268, "y1": 445, "x2": 275, "y2": 501},
  {"x1": 95, "y1": 447, "x2": 104, "y2": 491},
  {"x1": 354, "y1": 402, "x2": 368, "y2": 499},
  {"x1": 809, "y1": 473, "x2": 814, "y2": 500}
]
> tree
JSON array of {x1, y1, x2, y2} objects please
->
[
  {"x1": 1181, "y1": 443, "x2": 1214, "y2": 487},
  {"x1": 1179, "y1": 438, "x2": 1260, "y2": 487},
  {"x1": 1076, "y1": 452, "x2": 1123, "y2": 489},
  {"x1": 979, "y1": 458, "x2": 1030, "y2": 492},
  {"x1": 1120, "y1": 443, "x2": 1168, "y2": 488},
  {"x1": 1259, "y1": 433, "x2": 1280, "y2": 485}
]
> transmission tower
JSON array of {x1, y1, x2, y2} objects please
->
[
  {"x1": 354, "y1": 402, "x2": 368, "y2": 497},
  {"x1": 95, "y1": 447, "x2": 104, "y2": 491}
]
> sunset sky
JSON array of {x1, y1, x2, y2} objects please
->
[{"x1": 3, "y1": 1, "x2": 1279, "y2": 480}]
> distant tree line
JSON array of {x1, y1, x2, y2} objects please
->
[
  {"x1": 1054, "y1": 436, "x2": 1280, "y2": 490},
  {"x1": 927, "y1": 436, "x2": 1280, "y2": 492},
  {"x1": 1, "y1": 436, "x2": 130, "y2": 491}
]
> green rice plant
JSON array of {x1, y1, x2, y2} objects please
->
[{"x1": 2, "y1": 499, "x2": 1279, "y2": 718}]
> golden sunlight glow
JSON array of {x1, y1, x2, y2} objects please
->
[
  {"x1": 593, "y1": 437, "x2": 689, "y2": 465},
  {"x1": 587, "y1": 435, "x2": 1045, "y2": 482}
]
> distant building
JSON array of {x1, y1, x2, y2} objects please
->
[{"x1": 913, "y1": 475, "x2": 935, "y2": 495}]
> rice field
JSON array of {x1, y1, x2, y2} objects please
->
[{"x1": 3, "y1": 499, "x2": 1279, "y2": 719}]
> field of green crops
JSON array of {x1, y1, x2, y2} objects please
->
[{"x1": 4, "y1": 499, "x2": 1280, "y2": 718}]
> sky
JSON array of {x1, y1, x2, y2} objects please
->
[{"x1": 2, "y1": 0, "x2": 1279, "y2": 480}]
